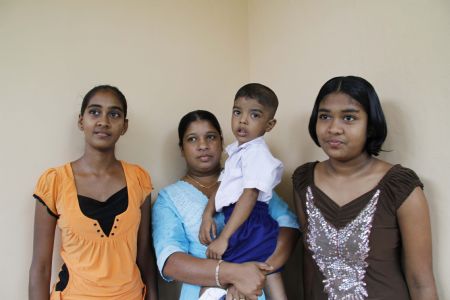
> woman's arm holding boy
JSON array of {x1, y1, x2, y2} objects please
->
[
  {"x1": 153, "y1": 191, "x2": 269, "y2": 299},
  {"x1": 265, "y1": 189, "x2": 301, "y2": 270}
]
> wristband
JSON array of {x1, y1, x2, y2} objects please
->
[{"x1": 215, "y1": 259, "x2": 224, "y2": 288}]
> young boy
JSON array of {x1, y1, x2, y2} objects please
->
[{"x1": 199, "y1": 83, "x2": 286, "y2": 300}]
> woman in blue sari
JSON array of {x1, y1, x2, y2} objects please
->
[{"x1": 152, "y1": 110, "x2": 299, "y2": 300}]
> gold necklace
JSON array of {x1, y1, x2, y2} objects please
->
[{"x1": 185, "y1": 174, "x2": 218, "y2": 189}]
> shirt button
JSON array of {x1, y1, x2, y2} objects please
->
[
  {"x1": 111, "y1": 233, "x2": 115, "y2": 236},
  {"x1": 101, "y1": 235, "x2": 104, "y2": 238}
]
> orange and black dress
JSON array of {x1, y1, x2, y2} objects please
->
[{"x1": 33, "y1": 161, "x2": 152, "y2": 300}]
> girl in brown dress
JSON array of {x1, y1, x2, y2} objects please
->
[{"x1": 292, "y1": 76, "x2": 438, "y2": 300}]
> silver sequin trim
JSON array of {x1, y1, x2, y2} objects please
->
[{"x1": 306, "y1": 186, "x2": 379, "y2": 300}]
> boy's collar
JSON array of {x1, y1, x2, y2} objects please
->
[{"x1": 226, "y1": 136, "x2": 265, "y2": 154}]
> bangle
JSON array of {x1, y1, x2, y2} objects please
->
[{"x1": 215, "y1": 259, "x2": 224, "y2": 288}]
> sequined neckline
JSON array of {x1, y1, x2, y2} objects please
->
[
  {"x1": 306, "y1": 186, "x2": 380, "y2": 300},
  {"x1": 310, "y1": 162, "x2": 400, "y2": 210}
]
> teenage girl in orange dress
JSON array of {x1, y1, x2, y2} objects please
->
[{"x1": 29, "y1": 85, "x2": 158, "y2": 300}]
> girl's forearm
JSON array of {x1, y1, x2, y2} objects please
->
[
  {"x1": 137, "y1": 197, "x2": 158, "y2": 300},
  {"x1": 138, "y1": 252, "x2": 159, "y2": 300},
  {"x1": 29, "y1": 202, "x2": 56, "y2": 300},
  {"x1": 410, "y1": 286, "x2": 438, "y2": 300},
  {"x1": 28, "y1": 264, "x2": 51, "y2": 300},
  {"x1": 265, "y1": 227, "x2": 299, "y2": 270},
  {"x1": 408, "y1": 274, "x2": 438, "y2": 300}
]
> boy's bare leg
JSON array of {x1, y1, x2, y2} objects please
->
[{"x1": 264, "y1": 272, "x2": 287, "y2": 300}]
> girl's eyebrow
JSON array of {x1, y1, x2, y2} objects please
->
[
  {"x1": 87, "y1": 104, "x2": 102, "y2": 109},
  {"x1": 87, "y1": 104, "x2": 124, "y2": 112},
  {"x1": 318, "y1": 108, "x2": 360, "y2": 113},
  {"x1": 109, "y1": 106, "x2": 124, "y2": 112},
  {"x1": 341, "y1": 108, "x2": 360, "y2": 113}
]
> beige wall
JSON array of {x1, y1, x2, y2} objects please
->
[
  {"x1": 247, "y1": 1, "x2": 449, "y2": 298},
  {"x1": 0, "y1": 1, "x2": 249, "y2": 299},
  {"x1": 0, "y1": 0, "x2": 448, "y2": 299}
]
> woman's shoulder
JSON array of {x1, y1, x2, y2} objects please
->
[
  {"x1": 155, "y1": 181, "x2": 206, "y2": 217},
  {"x1": 292, "y1": 161, "x2": 318, "y2": 191},
  {"x1": 156, "y1": 181, "x2": 196, "y2": 203},
  {"x1": 159, "y1": 180, "x2": 188, "y2": 193}
]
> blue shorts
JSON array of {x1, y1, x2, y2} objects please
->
[{"x1": 222, "y1": 201, "x2": 279, "y2": 264}]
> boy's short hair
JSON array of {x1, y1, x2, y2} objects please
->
[{"x1": 235, "y1": 83, "x2": 278, "y2": 117}]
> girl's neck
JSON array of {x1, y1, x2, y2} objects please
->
[
  {"x1": 325, "y1": 153, "x2": 374, "y2": 177},
  {"x1": 76, "y1": 146, "x2": 119, "y2": 174}
]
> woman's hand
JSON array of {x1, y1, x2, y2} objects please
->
[
  {"x1": 199, "y1": 216, "x2": 217, "y2": 245},
  {"x1": 206, "y1": 236, "x2": 228, "y2": 260},
  {"x1": 226, "y1": 285, "x2": 247, "y2": 300},
  {"x1": 221, "y1": 261, "x2": 273, "y2": 300}
]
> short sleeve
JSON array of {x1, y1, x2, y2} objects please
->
[
  {"x1": 268, "y1": 192, "x2": 300, "y2": 229},
  {"x1": 292, "y1": 162, "x2": 316, "y2": 193},
  {"x1": 241, "y1": 146, "x2": 283, "y2": 194},
  {"x1": 382, "y1": 165, "x2": 424, "y2": 210},
  {"x1": 33, "y1": 168, "x2": 59, "y2": 217},
  {"x1": 134, "y1": 165, "x2": 153, "y2": 204},
  {"x1": 152, "y1": 189, "x2": 189, "y2": 282}
]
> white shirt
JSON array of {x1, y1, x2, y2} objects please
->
[{"x1": 215, "y1": 136, "x2": 284, "y2": 212}]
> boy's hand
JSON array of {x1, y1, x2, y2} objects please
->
[
  {"x1": 206, "y1": 236, "x2": 228, "y2": 260},
  {"x1": 199, "y1": 216, "x2": 216, "y2": 245}
]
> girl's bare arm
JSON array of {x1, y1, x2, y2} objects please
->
[
  {"x1": 29, "y1": 201, "x2": 57, "y2": 300},
  {"x1": 398, "y1": 187, "x2": 438, "y2": 300},
  {"x1": 137, "y1": 196, "x2": 159, "y2": 300}
]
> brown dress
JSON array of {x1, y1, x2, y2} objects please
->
[{"x1": 292, "y1": 162, "x2": 422, "y2": 300}]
